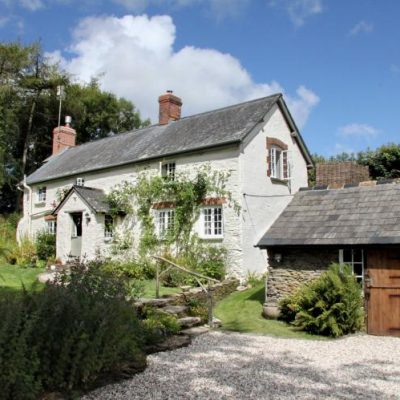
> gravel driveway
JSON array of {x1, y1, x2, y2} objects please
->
[{"x1": 84, "y1": 331, "x2": 400, "y2": 399}]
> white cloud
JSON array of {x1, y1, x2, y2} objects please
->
[
  {"x1": 349, "y1": 20, "x2": 373, "y2": 36},
  {"x1": 270, "y1": 0, "x2": 323, "y2": 27},
  {"x1": 338, "y1": 123, "x2": 380, "y2": 138},
  {"x1": 52, "y1": 14, "x2": 319, "y2": 126}
]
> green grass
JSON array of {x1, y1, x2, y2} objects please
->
[
  {"x1": 139, "y1": 279, "x2": 182, "y2": 298},
  {"x1": 214, "y1": 284, "x2": 326, "y2": 340},
  {"x1": 0, "y1": 263, "x2": 45, "y2": 294}
]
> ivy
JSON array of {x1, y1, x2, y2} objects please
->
[{"x1": 107, "y1": 165, "x2": 240, "y2": 257}]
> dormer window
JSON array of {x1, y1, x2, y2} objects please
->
[
  {"x1": 37, "y1": 187, "x2": 46, "y2": 203},
  {"x1": 161, "y1": 162, "x2": 176, "y2": 180},
  {"x1": 76, "y1": 177, "x2": 85, "y2": 186}
]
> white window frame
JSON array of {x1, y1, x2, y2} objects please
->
[
  {"x1": 104, "y1": 215, "x2": 114, "y2": 239},
  {"x1": 269, "y1": 147, "x2": 291, "y2": 181},
  {"x1": 76, "y1": 177, "x2": 85, "y2": 186},
  {"x1": 199, "y1": 206, "x2": 224, "y2": 239},
  {"x1": 37, "y1": 187, "x2": 47, "y2": 203},
  {"x1": 155, "y1": 209, "x2": 175, "y2": 238},
  {"x1": 339, "y1": 248, "x2": 364, "y2": 283},
  {"x1": 161, "y1": 162, "x2": 176, "y2": 180},
  {"x1": 46, "y1": 220, "x2": 56, "y2": 235}
]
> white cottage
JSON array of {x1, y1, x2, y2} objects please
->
[{"x1": 18, "y1": 92, "x2": 313, "y2": 278}]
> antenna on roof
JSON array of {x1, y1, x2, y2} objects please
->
[{"x1": 56, "y1": 85, "x2": 65, "y2": 132}]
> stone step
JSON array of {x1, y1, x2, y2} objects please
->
[
  {"x1": 145, "y1": 334, "x2": 191, "y2": 354},
  {"x1": 135, "y1": 297, "x2": 173, "y2": 308},
  {"x1": 178, "y1": 316, "x2": 202, "y2": 329},
  {"x1": 160, "y1": 305, "x2": 189, "y2": 317},
  {"x1": 180, "y1": 326, "x2": 210, "y2": 337}
]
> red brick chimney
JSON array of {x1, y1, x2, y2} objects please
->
[
  {"x1": 52, "y1": 116, "x2": 76, "y2": 156},
  {"x1": 158, "y1": 90, "x2": 182, "y2": 125}
]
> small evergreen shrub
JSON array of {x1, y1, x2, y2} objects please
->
[
  {"x1": 0, "y1": 263, "x2": 148, "y2": 399},
  {"x1": 101, "y1": 258, "x2": 156, "y2": 280},
  {"x1": 35, "y1": 231, "x2": 56, "y2": 261},
  {"x1": 279, "y1": 264, "x2": 364, "y2": 337},
  {"x1": 141, "y1": 308, "x2": 180, "y2": 345}
]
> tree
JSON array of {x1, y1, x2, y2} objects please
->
[
  {"x1": 0, "y1": 41, "x2": 149, "y2": 214},
  {"x1": 357, "y1": 144, "x2": 400, "y2": 180}
]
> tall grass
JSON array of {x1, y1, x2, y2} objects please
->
[{"x1": 0, "y1": 213, "x2": 19, "y2": 262}]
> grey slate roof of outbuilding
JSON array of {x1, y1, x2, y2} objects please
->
[
  {"x1": 257, "y1": 182, "x2": 400, "y2": 247},
  {"x1": 26, "y1": 93, "x2": 312, "y2": 184},
  {"x1": 53, "y1": 186, "x2": 109, "y2": 214}
]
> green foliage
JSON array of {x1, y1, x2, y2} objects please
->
[
  {"x1": 0, "y1": 214, "x2": 19, "y2": 261},
  {"x1": 0, "y1": 42, "x2": 149, "y2": 214},
  {"x1": 141, "y1": 308, "x2": 180, "y2": 345},
  {"x1": 186, "y1": 298, "x2": 209, "y2": 323},
  {"x1": 6, "y1": 236, "x2": 36, "y2": 268},
  {"x1": 358, "y1": 143, "x2": 400, "y2": 180},
  {"x1": 0, "y1": 262, "x2": 148, "y2": 399},
  {"x1": 35, "y1": 230, "x2": 56, "y2": 261},
  {"x1": 101, "y1": 258, "x2": 156, "y2": 280},
  {"x1": 279, "y1": 264, "x2": 364, "y2": 337}
]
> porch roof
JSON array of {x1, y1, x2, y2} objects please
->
[
  {"x1": 53, "y1": 185, "x2": 110, "y2": 215},
  {"x1": 257, "y1": 181, "x2": 400, "y2": 247}
]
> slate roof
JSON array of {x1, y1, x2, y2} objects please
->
[
  {"x1": 26, "y1": 94, "x2": 312, "y2": 184},
  {"x1": 257, "y1": 182, "x2": 400, "y2": 247},
  {"x1": 53, "y1": 186, "x2": 109, "y2": 214}
]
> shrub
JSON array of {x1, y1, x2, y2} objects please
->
[
  {"x1": 141, "y1": 308, "x2": 180, "y2": 345},
  {"x1": 6, "y1": 236, "x2": 36, "y2": 267},
  {"x1": 35, "y1": 231, "x2": 56, "y2": 261},
  {"x1": 101, "y1": 258, "x2": 156, "y2": 280},
  {"x1": 0, "y1": 263, "x2": 148, "y2": 399},
  {"x1": 279, "y1": 264, "x2": 364, "y2": 337}
]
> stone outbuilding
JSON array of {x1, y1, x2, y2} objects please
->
[{"x1": 257, "y1": 180, "x2": 400, "y2": 336}]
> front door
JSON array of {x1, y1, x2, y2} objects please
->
[
  {"x1": 366, "y1": 249, "x2": 400, "y2": 336},
  {"x1": 70, "y1": 212, "x2": 83, "y2": 258}
]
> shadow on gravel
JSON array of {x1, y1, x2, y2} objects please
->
[{"x1": 84, "y1": 333, "x2": 398, "y2": 400}]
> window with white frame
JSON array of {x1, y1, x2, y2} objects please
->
[
  {"x1": 269, "y1": 146, "x2": 290, "y2": 180},
  {"x1": 161, "y1": 162, "x2": 176, "y2": 180},
  {"x1": 37, "y1": 187, "x2": 46, "y2": 203},
  {"x1": 155, "y1": 209, "x2": 175, "y2": 237},
  {"x1": 76, "y1": 177, "x2": 85, "y2": 186},
  {"x1": 104, "y1": 215, "x2": 114, "y2": 239},
  {"x1": 339, "y1": 248, "x2": 364, "y2": 283},
  {"x1": 47, "y1": 220, "x2": 57, "y2": 235},
  {"x1": 201, "y1": 206, "x2": 223, "y2": 239}
]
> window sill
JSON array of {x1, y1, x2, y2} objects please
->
[
  {"x1": 104, "y1": 237, "x2": 113, "y2": 243},
  {"x1": 35, "y1": 201, "x2": 46, "y2": 207},
  {"x1": 270, "y1": 177, "x2": 289, "y2": 186},
  {"x1": 199, "y1": 236, "x2": 224, "y2": 241}
]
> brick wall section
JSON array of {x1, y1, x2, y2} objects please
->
[
  {"x1": 316, "y1": 162, "x2": 370, "y2": 186},
  {"x1": 52, "y1": 125, "x2": 76, "y2": 155},
  {"x1": 266, "y1": 248, "x2": 338, "y2": 307}
]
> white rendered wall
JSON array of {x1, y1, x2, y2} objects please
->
[{"x1": 239, "y1": 104, "x2": 309, "y2": 275}]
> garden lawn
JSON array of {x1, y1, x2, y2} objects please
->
[
  {"x1": 214, "y1": 284, "x2": 326, "y2": 340},
  {"x1": 139, "y1": 279, "x2": 182, "y2": 298},
  {"x1": 0, "y1": 263, "x2": 44, "y2": 294}
]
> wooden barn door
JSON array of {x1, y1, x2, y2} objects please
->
[{"x1": 366, "y1": 249, "x2": 400, "y2": 336}]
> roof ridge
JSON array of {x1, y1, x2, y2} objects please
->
[{"x1": 299, "y1": 178, "x2": 400, "y2": 192}]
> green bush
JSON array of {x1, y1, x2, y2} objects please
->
[
  {"x1": 6, "y1": 236, "x2": 37, "y2": 267},
  {"x1": 279, "y1": 264, "x2": 364, "y2": 337},
  {"x1": 35, "y1": 231, "x2": 56, "y2": 261},
  {"x1": 101, "y1": 258, "x2": 156, "y2": 280},
  {"x1": 0, "y1": 263, "x2": 147, "y2": 399},
  {"x1": 141, "y1": 308, "x2": 180, "y2": 345}
]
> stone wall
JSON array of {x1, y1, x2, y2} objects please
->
[
  {"x1": 170, "y1": 278, "x2": 240, "y2": 306},
  {"x1": 264, "y1": 248, "x2": 338, "y2": 318}
]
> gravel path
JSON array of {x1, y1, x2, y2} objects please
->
[{"x1": 84, "y1": 331, "x2": 400, "y2": 399}]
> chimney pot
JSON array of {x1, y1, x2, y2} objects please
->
[{"x1": 158, "y1": 91, "x2": 182, "y2": 125}]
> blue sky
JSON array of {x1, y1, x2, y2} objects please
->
[{"x1": 1, "y1": 0, "x2": 399, "y2": 156}]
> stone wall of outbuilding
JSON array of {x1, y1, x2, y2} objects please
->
[{"x1": 264, "y1": 247, "x2": 339, "y2": 318}]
